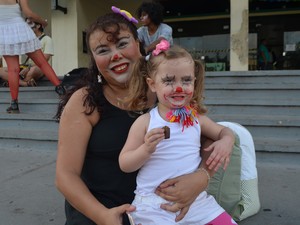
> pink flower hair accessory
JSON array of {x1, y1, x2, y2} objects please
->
[
  {"x1": 152, "y1": 39, "x2": 170, "y2": 56},
  {"x1": 111, "y1": 6, "x2": 138, "y2": 24}
]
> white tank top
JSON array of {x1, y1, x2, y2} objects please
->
[{"x1": 135, "y1": 107, "x2": 202, "y2": 195}]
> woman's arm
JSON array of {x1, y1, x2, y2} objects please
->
[
  {"x1": 55, "y1": 89, "x2": 134, "y2": 224},
  {"x1": 19, "y1": 0, "x2": 48, "y2": 27}
]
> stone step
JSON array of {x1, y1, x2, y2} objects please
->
[
  {"x1": 204, "y1": 89, "x2": 300, "y2": 99},
  {"x1": 205, "y1": 83, "x2": 300, "y2": 90},
  {"x1": 208, "y1": 114, "x2": 300, "y2": 127},
  {"x1": 253, "y1": 137, "x2": 300, "y2": 153},
  {"x1": 204, "y1": 97, "x2": 300, "y2": 106},
  {"x1": 0, "y1": 86, "x2": 58, "y2": 99},
  {"x1": 206, "y1": 70, "x2": 300, "y2": 78},
  {"x1": 0, "y1": 120, "x2": 58, "y2": 141},
  {"x1": 0, "y1": 138, "x2": 58, "y2": 151},
  {"x1": 210, "y1": 114, "x2": 300, "y2": 153},
  {"x1": 206, "y1": 104, "x2": 300, "y2": 116},
  {"x1": 1, "y1": 110, "x2": 298, "y2": 153},
  {"x1": 0, "y1": 71, "x2": 298, "y2": 154},
  {"x1": 0, "y1": 99, "x2": 58, "y2": 113},
  {"x1": 205, "y1": 70, "x2": 300, "y2": 89}
]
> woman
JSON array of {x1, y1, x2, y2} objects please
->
[
  {"x1": 55, "y1": 8, "x2": 228, "y2": 225},
  {"x1": 0, "y1": 0, "x2": 64, "y2": 113}
]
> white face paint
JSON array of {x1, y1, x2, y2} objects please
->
[
  {"x1": 147, "y1": 58, "x2": 196, "y2": 109},
  {"x1": 89, "y1": 29, "x2": 141, "y2": 85}
]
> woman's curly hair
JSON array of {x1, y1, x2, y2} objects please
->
[{"x1": 54, "y1": 12, "x2": 140, "y2": 121}]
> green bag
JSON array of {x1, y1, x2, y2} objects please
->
[
  {"x1": 207, "y1": 134, "x2": 242, "y2": 218},
  {"x1": 207, "y1": 123, "x2": 261, "y2": 222}
]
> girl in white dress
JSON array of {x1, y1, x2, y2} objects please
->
[
  {"x1": 119, "y1": 40, "x2": 238, "y2": 225},
  {"x1": 0, "y1": 0, "x2": 64, "y2": 113}
]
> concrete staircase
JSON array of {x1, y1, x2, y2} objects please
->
[
  {"x1": 0, "y1": 70, "x2": 299, "y2": 153},
  {"x1": 0, "y1": 84, "x2": 59, "y2": 151},
  {"x1": 204, "y1": 70, "x2": 300, "y2": 153}
]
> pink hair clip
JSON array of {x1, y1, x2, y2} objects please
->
[
  {"x1": 152, "y1": 39, "x2": 170, "y2": 56},
  {"x1": 111, "y1": 6, "x2": 138, "y2": 24}
]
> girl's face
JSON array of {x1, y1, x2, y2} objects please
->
[
  {"x1": 89, "y1": 28, "x2": 141, "y2": 85},
  {"x1": 147, "y1": 58, "x2": 195, "y2": 110}
]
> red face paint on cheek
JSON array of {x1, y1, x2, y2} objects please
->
[{"x1": 186, "y1": 91, "x2": 193, "y2": 97}]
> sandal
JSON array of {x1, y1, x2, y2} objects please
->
[
  {"x1": 27, "y1": 79, "x2": 37, "y2": 87},
  {"x1": 6, "y1": 100, "x2": 20, "y2": 114}
]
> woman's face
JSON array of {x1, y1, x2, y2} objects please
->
[{"x1": 89, "y1": 28, "x2": 141, "y2": 85}]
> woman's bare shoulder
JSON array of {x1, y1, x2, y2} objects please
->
[{"x1": 62, "y1": 88, "x2": 99, "y2": 125}]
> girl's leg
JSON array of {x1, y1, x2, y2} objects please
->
[
  {"x1": 205, "y1": 212, "x2": 237, "y2": 225},
  {"x1": 3, "y1": 55, "x2": 20, "y2": 113},
  {"x1": 4, "y1": 55, "x2": 20, "y2": 100},
  {"x1": 26, "y1": 50, "x2": 60, "y2": 86}
]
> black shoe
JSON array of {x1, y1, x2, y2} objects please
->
[
  {"x1": 7, "y1": 100, "x2": 20, "y2": 114},
  {"x1": 55, "y1": 85, "x2": 66, "y2": 96}
]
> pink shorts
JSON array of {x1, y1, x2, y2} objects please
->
[{"x1": 205, "y1": 212, "x2": 237, "y2": 225}]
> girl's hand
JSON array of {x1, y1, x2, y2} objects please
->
[
  {"x1": 143, "y1": 128, "x2": 165, "y2": 153},
  {"x1": 204, "y1": 137, "x2": 233, "y2": 171},
  {"x1": 155, "y1": 172, "x2": 207, "y2": 222}
]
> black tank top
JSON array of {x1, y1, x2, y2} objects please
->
[{"x1": 65, "y1": 97, "x2": 142, "y2": 225}]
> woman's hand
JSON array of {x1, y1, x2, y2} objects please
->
[
  {"x1": 96, "y1": 204, "x2": 136, "y2": 225},
  {"x1": 155, "y1": 172, "x2": 208, "y2": 222}
]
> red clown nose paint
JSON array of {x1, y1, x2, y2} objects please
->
[
  {"x1": 176, "y1": 87, "x2": 183, "y2": 92},
  {"x1": 112, "y1": 54, "x2": 119, "y2": 60}
]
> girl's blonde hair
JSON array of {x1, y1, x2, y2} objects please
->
[{"x1": 126, "y1": 45, "x2": 207, "y2": 114}]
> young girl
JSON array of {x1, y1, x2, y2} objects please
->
[{"x1": 119, "y1": 40, "x2": 237, "y2": 224}]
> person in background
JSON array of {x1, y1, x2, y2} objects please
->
[
  {"x1": 0, "y1": 18, "x2": 54, "y2": 87},
  {"x1": 136, "y1": 0, "x2": 173, "y2": 55},
  {"x1": 119, "y1": 40, "x2": 236, "y2": 224},
  {"x1": 55, "y1": 7, "x2": 228, "y2": 225},
  {"x1": 258, "y1": 38, "x2": 272, "y2": 70},
  {"x1": 0, "y1": 0, "x2": 65, "y2": 114}
]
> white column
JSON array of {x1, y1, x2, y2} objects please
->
[
  {"x1": 51, "y1": 0, "x2": 78, "y2": 77},
  {"x1": 230, "y1": 0, "x2": 249, "y2": 71}
]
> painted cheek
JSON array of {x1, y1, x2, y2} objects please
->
[
  {"x1": 186, "y1": 91, "x2": 193, "y2": 97},
  {"x1": 94, "y1": 55, "x2": 110, "y2": 74},
  {"x1": 163, "y1": 89, "x2": 174, "y2": 102},
  {"x1": 163, "y1": 94, "x2": 168, "y2": 101}
]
